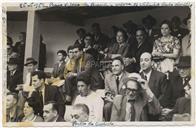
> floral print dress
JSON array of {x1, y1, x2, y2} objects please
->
[{"x1": 152, "y1": 35, "x2": 180, "y2": 73}]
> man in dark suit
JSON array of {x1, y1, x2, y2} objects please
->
[
  {"x1": 64, "y1": 44, "x2": 104, "y2": 102},
  {"x1": 140, "y1": 52, "x2": 169, "y2": 108},
  {"x1": 104, "y1": 57, "x2": 130, "y2": 121},
  {"x1": 162, "y1": 56, "x2": 191, "y2": 121},
  {"x1": 127, "y1": 27, "x2": 153, "y2": 72},
  {"x1": 142, "y1": 15, "x2": 160, "y2": 42},
  {"x1": 110, "y1": 73, "x2": 161, "y2": 121},
  {"x1": 43, "y1": 101, "x2": 65, "y2": 122},
  {"x1": 91, "y1": 23, "x2": 110, "y2": 52},
  {"x1": 7, "y1": 58, "x2": 23, "y2": 93},
  {"x1": 52, "y1": 50, "x2": 67, "y2": 79},
  {"x1": 30, "y1": 71, "x2": 65, "y2": 118},
  {"x1": 167, "y1": 56, "x2": 191, "y2": 108},
  {"x1": 74, "y1": 28, "x2": 86, "y2": 49}
]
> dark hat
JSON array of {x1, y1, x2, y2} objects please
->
[
  {"x1": 123, "y1": 20, "x2": 138, "y2": 33},
  {"x1": 183, "y1": 13, "x2": 191, "y2": 25},
  {"x1": 171, "y1": 16, "x2": 181, "y2": 25},
  {"x1": 176, "y1": 56, "x2": 191, "y2": 68},
  {"x1": 7, "y1": 58, "x2": 20, "y2": 65},
  {"x1": 24, "y1": 57, "x2": 37, "y2": 66},
  {"x1": 142, "y1": 15, "x2": 157, "y2": 26}
]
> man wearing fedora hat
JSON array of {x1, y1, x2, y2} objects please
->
[
  {"x1": 167, "y1": 56, "x2": 191, "y2": 108},
  {"x1": 110, "y1": 73, "x2": 161, "y2": 121},
  {"x1": 7, "y1": 58, "x2": 23, "y2": 92},
  {"x1": 181, "y1": 13, "x2": 191, "y2": 56},
  {"x1": 22, "y1": 57, "x2": 38, "y2": 92}
]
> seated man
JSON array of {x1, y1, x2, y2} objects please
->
[
  {"x1": 111, "y1": 73, "x2": 161, "y2": 121},
  {"x1": 162, "y1": 56, "x2": 191, "y2": 121},
  {"x1": 71, "y1": 103, "x2": 90, "y2": 123},
  {"x1": 29, "y1": 71, "x2": 65, "y2": 118},
  {"x1": 64, "y1": 44, "x2": 104, "y2": 102},
  {"x1": 52, "y1": 50, "x2": 67, "y2": 80},
  {"x1": 73, "y1": 75, "x2": 104, "y2": 122},
  {"x1": 7, "y1": 58, "x2": 23, "y2": 93},
  {"x1": 6, "y1": 92, "x2": 23, "y2": 122},
  {"x1": 43, "y1": 101, "x2": 65, "y2": 122},
  {"x1": 104, "y1": 56, "x2": 130, "y2": 121}
]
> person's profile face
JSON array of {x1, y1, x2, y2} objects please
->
[
  {"x1": 72, "y1": 48, "x2": 81, "y2": 59},
  {"x1": 112, "y1": 60, "x2": 124, "y2": 76},
  {"x1": 23, "y1": 102, "x2": 34, "y2": 117},
  {"x1": 6, "y1": 95, "x2": 17, "y2": 109},
  {"x1": 71, "y1": 109, "x2": 88, "y2": 122},
  {"x1": 126, "y1": 80, "x2": 139, "y2": 101},
  {"x1": 84, "y1": 36, "x2": 92, "y2": 47},
  {"x1": 57, "y1": 53, "x2": 64, "y2": 62},
  {"x1": 31, "y1": 75, "x2": 43, "y2": 89},
  {"x1": 43, "y1": 104, "x2": 57, "y2": 122},
  {"x1": 68, "y1": 49, "x2": 74, "y2": 59}
]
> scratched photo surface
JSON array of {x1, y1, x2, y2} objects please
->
[{"x1": 2, "y1": 2, "x2": 195, "y2": 127}]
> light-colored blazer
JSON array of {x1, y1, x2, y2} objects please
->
[{"x1": 105, "y1": 71, "x2": 130, "y2": 96}]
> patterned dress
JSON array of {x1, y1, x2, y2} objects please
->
[{"x1": 152, "y1": 35, "x2": 180, "y2": 73}]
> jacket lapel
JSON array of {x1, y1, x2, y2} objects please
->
[{"x1": 111, "y1": 74, "x2": 118, "y2": 94}]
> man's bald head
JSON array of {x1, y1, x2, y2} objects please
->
[{"x1": 140, "y1": 52, "x2": 152, "y2": 72}]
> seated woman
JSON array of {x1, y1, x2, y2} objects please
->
[
  {"x1": 152, "y1": 20, "x2": 180, "y2": 75},
  {"x1": 22, "y1": 97, "x2": 43, "y2": 122}
]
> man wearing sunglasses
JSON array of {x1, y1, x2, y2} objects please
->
[{"x1": 110, "y1": 73, "x2": 161, "y2": 121}]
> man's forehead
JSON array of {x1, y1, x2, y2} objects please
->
[
  {"x1": 141, "y1": 53, "x2": 151, "y2": 59},
  {"x1": 112, "y1": 60, "x2": 121, "y2": 65},
  {"x1": 73, "y1": 48, "x2": 79, "y2": 51},
  {"x1": 126, "y1": 80, "x2": 138, "y2": 89},
  {"x1": 44, "y1": 104, "x2": 52, "y2": 110}
]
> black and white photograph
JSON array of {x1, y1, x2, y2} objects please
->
[{"x1": 1, "y1": 1, "x2": 195, "y2": 127}]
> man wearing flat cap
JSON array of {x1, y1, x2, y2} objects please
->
[
  {"x1": 168, "y1": 56, "x2": 191, "y2": 108},
  {"x1": 110, "y1": 73, "x2": 161, "y2": 121},
  {"x1": 7, "y1": 58, "x2": 23, "y2": 92}
]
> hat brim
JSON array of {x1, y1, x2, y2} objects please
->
[{"x1": 24, "y1": 61, "x2": 37, "y2": 66}]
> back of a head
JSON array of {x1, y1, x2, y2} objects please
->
[{"x1": 73, "y1": 103, "x2": 89, "y2": 116}]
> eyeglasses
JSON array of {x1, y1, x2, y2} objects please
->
[
  {"x1": 71, "y1": 114, "x2": 80, "y2": 119},
  {"x1": 126, "y1": 88, "x2": 138, "y2": 93}
]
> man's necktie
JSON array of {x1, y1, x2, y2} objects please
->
[
  {"x1": 130, "y1": 101, "x2": 135, "y2": 121},
  {"x1": 39, "y1": 91, "x2": 43, "y2": 105},
  {"x1": 116, "y1": 76, "x2": 119, "y2": 92},
  {"x1": 144, "y1": 74, "x2": 147, "y2": 81}
]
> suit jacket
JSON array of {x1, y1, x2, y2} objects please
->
[
  {"x1": 74, "y1": 53, "x2": 104, "y2": 90},
  {"x1": 140, "y1": 70, "x2": 169, "y2": 107},
  {"x1": 168, "y1": 70, "x2": 187, "y2": 108},
  {"x1": 7, "y1": 69, "x2": 23, "y2": 92},
  {"x1": 31, "y1": 85, "x2": 65, "y2": 118},
  {"x1": 128, "y1": 40, "x2": 153, "y2": 72},
  {"x1": 56, "y1": 115, "x2": 65, "y2": 122},
  {"x1": 166, "y1": 97, "x2": 191, "y2": 121},
  {"x1": 105, "y1": 71, "x2": 130, "y2": 96},
  {"x1": 93, "y1": 33, "x2": 110, "y2": 51},
  {"x1": 110, "y1": 94, "x2": 161, "y2": 121},
  {"x1": 107, "y1": 42, "x2": 130, "y2": 58},
  {"x1": 52, "y1": 61, "x2": 66, "y2": 79}
]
